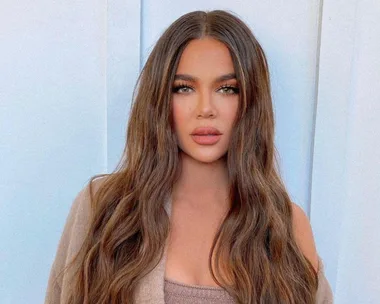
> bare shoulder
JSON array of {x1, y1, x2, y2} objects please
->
[{"x1": 291, "y1": 202, "x2": 319, "y2": 273}]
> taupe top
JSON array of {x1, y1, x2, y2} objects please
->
[
  {"x1": 163, "y1": 254, "x2": 332, "y2": 303},
  {"x1": 164, "y1": 277, "x2": 235, "y2": 304},
  {"x1": 44, "y1": 177, "x2": 334, "y2": 304}
]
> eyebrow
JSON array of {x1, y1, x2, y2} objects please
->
[{"x1": 174, "y1": 73, "x2": 236, "y2": 83}]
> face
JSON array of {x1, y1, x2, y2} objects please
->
[{"x1": 171, "y1": 37, "x2": 239, "y2": 163}]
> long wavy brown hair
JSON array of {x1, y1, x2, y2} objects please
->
[{"x1": 60, "y1": 9, "x2": 318, "y2": 304}]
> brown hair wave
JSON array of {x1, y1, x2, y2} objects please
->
[{"x1": 61, "y1": 9, "x2": 318, "y2": 304}]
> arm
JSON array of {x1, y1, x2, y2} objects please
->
[
  {"x1": 291, "y1": 203, "x2": 319, "y2": 272},
  {"x1": 291, "y1": 203, "x2": 334, "y2": 303},
  {"x1": 44, "y1": 182, "x2": 94, "y2": 304}
]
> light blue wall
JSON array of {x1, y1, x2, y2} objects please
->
[
  {"x1": 0, "y1": 1, "x2": 107, "y2": 303},
  {"x1": 106, "y1": 0, "x2": 141, "y2": 171},
  {"x1": 1, "y1": 0, "x2": 379, "y2": 303},
  {"x1": 311, "y1": 0, "x2": 380, "y2": 301}
]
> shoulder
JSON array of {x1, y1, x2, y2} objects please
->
[
  {"x1": 56, "y1": 175, "x2": 108, "y2": 256},
  {"x1": 68, "y1": 175, "x2": 108, "y2": 223},
  {"x1": 290, "y1": 202, "x2": 319, "y2": 273},
  {"x1": 53, "y1": 176, "x2": 108, "y2": 268}
]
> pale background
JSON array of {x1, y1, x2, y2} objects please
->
[{"x1": 1, "y1": 0, "x2": 379, "y2": 303}]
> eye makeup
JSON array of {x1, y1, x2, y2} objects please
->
[{"x1": 172, "y1": 82, "x2": 239, "y2": 94}]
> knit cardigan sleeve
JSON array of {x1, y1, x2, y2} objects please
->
[{"x1": 44, "y1": 178, "x2": 101, "y2": 304}]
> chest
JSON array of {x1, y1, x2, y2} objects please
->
[{"x1": 164, "y1": 199, "x2": 228, "y2": 287}]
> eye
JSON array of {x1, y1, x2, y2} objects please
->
[
  {"x1": 172, "y1": 84, "x2": 194, "y2": 94},
  {"x1": 218, "y1": 85, "x2": 240, "y2": 95}
]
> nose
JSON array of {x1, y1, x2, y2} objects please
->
[{"x1": 196, "y1": 89, "x2": 216, "y2": 118}]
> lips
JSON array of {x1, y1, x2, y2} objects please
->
[{"x1": 191, "y1": 127, "x2": 222, "y2": 135}]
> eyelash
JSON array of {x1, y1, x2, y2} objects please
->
[{"x1": 172, "y1": 83, "x2": 240, "y2": 95}]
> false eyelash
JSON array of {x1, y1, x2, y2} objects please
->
[
  {"x1": 171, "y1": 82, "x2": 240, "y2": 94},
  {"x1": 172, "y1": 83, "x2": 195, "y2": 93},
  {"x1": 219, "y1": 84, "x2": 240, "y2": 94}
]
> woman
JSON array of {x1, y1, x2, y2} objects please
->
[{"x1": 45, "y1": 9, "x2": 333, "y2": 304}]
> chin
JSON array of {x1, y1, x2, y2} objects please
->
[{"x1": 180, "y1": 148, "x2": 227, "y2": 164}]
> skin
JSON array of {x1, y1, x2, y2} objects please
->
[
  {"x1": 165, "y1": 37, "x2": 319, "y2": 288},
  {"x1": 171, "y1": 37, "x2": 239, "y2": 206}
]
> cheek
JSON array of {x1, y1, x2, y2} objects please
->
[
  {"x1": 222, "y1": 101, "x2": 239, "y2": 126},
  {"x1": 172, "y1": 104, "x2": 190, "y2": 148},
  {"x1": 172, "y1": 102, "x2": 191, "y2": 130}
]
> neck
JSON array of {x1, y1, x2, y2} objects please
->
[{"x1": 172, "y1": 151, "x2": 230, "y2": 207}]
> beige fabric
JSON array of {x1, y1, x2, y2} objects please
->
[{"x1": 44, "y1": 178, "x2": 334, "y2": 303}]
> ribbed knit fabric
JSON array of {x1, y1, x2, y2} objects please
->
[{"x1": 164, "y1": 277, "x2": 236, "y2": 304}]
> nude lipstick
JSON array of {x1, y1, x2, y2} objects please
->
[{"x1": 190, "y1": 127, "x2": 222, "y2": 145}]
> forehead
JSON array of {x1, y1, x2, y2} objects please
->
[{"x1": 175, "y1": 37, "x2": 235, "y2": 77}]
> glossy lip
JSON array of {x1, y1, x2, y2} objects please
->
[
  {"x1": 191, "y1": 134, "x2": 221, "y2": 145},
  {"x1": 191, "y1": 126, "x2": 222, "y2": 135}
]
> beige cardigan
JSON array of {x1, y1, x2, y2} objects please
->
[{"x1": 44, "y1": 179, "x2": 334, "y2": 304}]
